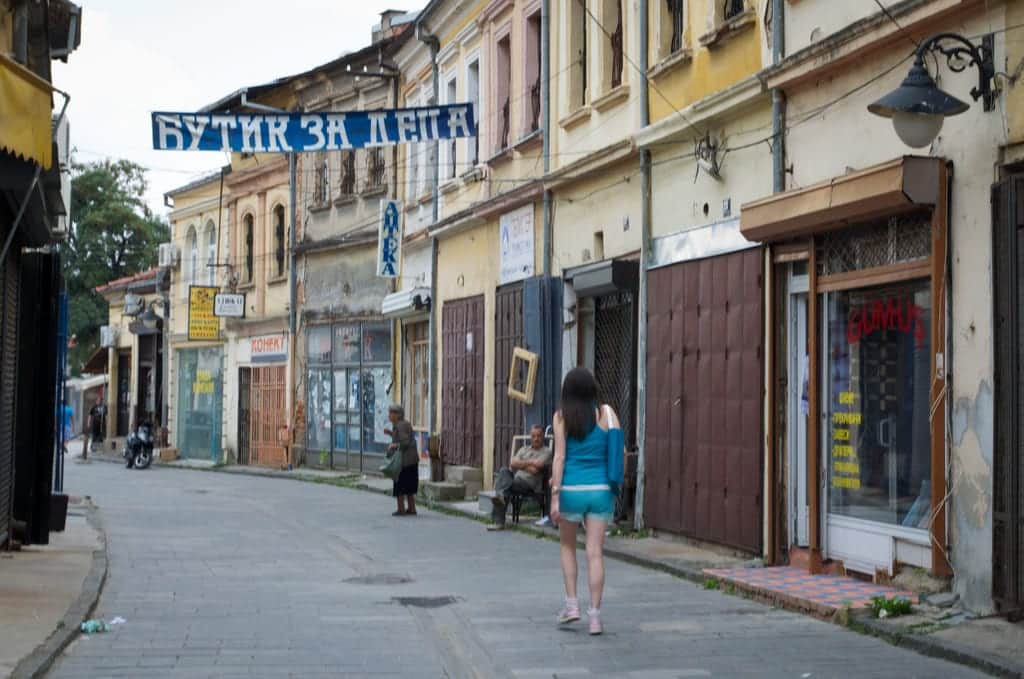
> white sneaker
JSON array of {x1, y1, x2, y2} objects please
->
[{"x1": 534, "y1": 516, "x2": 552, "y2": 527}]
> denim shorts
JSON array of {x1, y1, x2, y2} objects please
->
[{"x1": 559, "y1": 484, "x2": 615, "y2": 523}]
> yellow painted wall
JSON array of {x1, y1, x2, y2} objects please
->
[
  {"x1": 434, "y1": 220, "x2": 497, "y2": 485},
  {"x1": 0, "y1": 1, "x2": 12, "y2": 57},
  {"x1": 648, "y1": 0, "x2": 764, "y2": 124}
]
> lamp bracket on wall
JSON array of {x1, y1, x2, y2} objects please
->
[{"x1": 695, "y1": 134, "x2": 722, "y2": 182}]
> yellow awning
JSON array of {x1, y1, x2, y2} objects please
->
[{"x1": 0, "y1": 54, "x2": 53, "y2": 170}]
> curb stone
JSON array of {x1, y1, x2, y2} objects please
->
[
  {"x1": 851, "y1": 615, "x2": 1024, "y2": 679},
  {"x1": 10, "y1": 500, "x2": 108, "y2": 679}
]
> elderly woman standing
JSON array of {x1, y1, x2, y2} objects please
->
[{"x1": 385, "y1": 404, "x2": 419, "y2": 516}]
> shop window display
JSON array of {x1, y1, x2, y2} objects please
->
[{"x1": 824, "y1": 279, "x2": 932, "y2": 528}]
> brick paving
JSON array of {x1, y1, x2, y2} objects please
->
[
  {"x1": 703, "y1": 567, "x2": 918, "y2": 612},
  {"x1": 46, "y1": 462, "x2": 988, "y2": 678}
]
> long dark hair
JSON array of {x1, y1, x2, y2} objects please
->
[{"x1": 560, "y1": 367, "x2": 598, "y2": 441}]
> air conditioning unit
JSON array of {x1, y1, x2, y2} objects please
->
[
  {"x1": 158, "y1": 242, "x2": 180, "y2": 269},
  {"x1": 123, "y1": 293, "x2": 143, "y2": 317},
  {"x1": 100, "y1": 325, "x2": 118, "y2": 348}
]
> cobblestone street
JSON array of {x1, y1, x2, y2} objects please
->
[{"x1": 47, "y1": 462, "x2": 987, "y2": 678}]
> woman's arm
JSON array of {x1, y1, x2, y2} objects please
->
[{"x1": 549, "y1": 412, "x2": 566, "y2": 522}]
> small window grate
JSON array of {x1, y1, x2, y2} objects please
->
[{"x1": 816, "y1": 213, "x2": 931, "y2": 277}]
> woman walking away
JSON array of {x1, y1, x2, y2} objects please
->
[
  {"x1": 549, "y1": 367, "x2": 621, "y2": 635},
  {"x1": 385, "y1": 404, "x2": 419, "y2": 516}
]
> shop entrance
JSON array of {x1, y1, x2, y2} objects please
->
[
  {"x1": 116, "y1": 351, "x2": 131, "y2": 436},
  {"x1": 494, "y1": 283, "x2": 524, "y2": 471},
  {"x1": 992, "y1": 173, "x2": 1024, "y2": 612},
  {"x1": 643, "y1": 248, "x2": 763, "y2": 552},
  {"x1": 788, "y1": 278, "x2": 810, "y2": 548},
  {"x1": 247, "y1": 365, "x2": 287, "y2": 467},
  {"x1": 441, "y1": 295, "x2": 485, "y2": 468}
]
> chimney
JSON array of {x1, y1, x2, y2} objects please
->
[{"x1": 373, "y1": 9, "x2": 407, "y2": 43}]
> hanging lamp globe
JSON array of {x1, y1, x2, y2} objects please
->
[
  {"x1": 139, "y1": 306, "x2": 160, "y2": 330},
  {"x1": 868, "y1": 53, "x2": 970, "y2": 148}
]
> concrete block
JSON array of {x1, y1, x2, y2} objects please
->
[
  {"x1": 421, "y1": 481, "x2": 466, "y2": 502},
  {"x1": 463, "y1": 480, "x2": 483, "y2": 500},
  {"x1": 445, "y1": 465, "x2": 483, "y2": 484},
  {"x1": 478, "y1": 490, "x2": 499, "y2": 513},
  {"x1": 158, "y1": 448, "x2": 179, "y2": 462}
]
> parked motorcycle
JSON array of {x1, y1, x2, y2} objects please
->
[{"x1": 123, "y1": 422, "x2": 154, "y2": 470}]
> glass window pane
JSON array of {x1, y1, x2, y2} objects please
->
[
  {"x1": 362, "y1": 366, "x2": 394, "y2": 454},
  {"x1": 307, "y1": 326, "x2": 332, "y2": 364},
  {"x1": 362, "y1": 322, "x2": 391, "y2": 364},
  {"x1": 333, "y1": 324, "x2": 360, "y2": 365},
  {"x1": 825, "y1": 280, "x2": 932, "y2": 527},
  {"x1": 306, "y1": 368, "x2": 332, "y2": 455}
]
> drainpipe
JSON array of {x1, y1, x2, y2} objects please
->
[
  {"x1": 769, "y1": 0, "x2": 786, "y2": 565},
  {"x1": 771, "y1": 0, "x2": 786, "y2": 193},
  {"x1": 417, "y1": 18, "x2": 442, "y2": 438},
  {"x1": 542, "y1": 0, "x2": 552, "y2": 277},
  {"x1": 633, "y1": 0, "x2": 652, "y2": 531}
]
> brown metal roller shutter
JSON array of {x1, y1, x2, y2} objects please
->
[
  {"x1": 0, "y1": 253, "x2": 20, "y2": 546},
  {"x1": 644, "y1": 248, "x2": 763, "y2": 553}
]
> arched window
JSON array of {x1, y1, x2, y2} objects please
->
[
  {"x1": 187, "y1": 226, "x2": 198, "y2": 287},
  {"x1": 273, "y1": 205, "x2": 286, "y2": 278},
  {"x1": 243, "y1": 214, "x2": 255, "y2": 284},
  {"x1": 205, "y1": 221, "x2": 217, "y2": 286}
]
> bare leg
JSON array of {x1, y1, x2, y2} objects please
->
[
  {"x1": 406, "y1": 494, "x2": 417, "y2": 514},
  {"x1": 396, "y1": 496, "x2": 406, "y2": 514},
  {"x1": 559, "y1": 520, "x2": 579, "y2": 599},
  {"x1": 584, "y1": 517, "x2": 607, "y2": 609}
]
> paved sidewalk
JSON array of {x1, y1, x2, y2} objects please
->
[{"x1": 0, "y1": 498, "x2": 104, "y2": 678}]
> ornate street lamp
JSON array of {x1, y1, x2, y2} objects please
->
[{"x1": 868, "y1": 33, "x2": 995, "y2": 148}]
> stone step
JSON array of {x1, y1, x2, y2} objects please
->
[
  {"x1": 421, "y1": 481, "x2": 466, "y2": 502},
  {"x1": 463, "y1": 480, "x2": 483, "y2": 500},
  {"x1": 445, "y1": 465, "x2": 483, "y2": 484}
]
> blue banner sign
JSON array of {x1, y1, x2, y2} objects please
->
[{"x1": 152, "y1": 104, "x2": 477, "y2": 153}]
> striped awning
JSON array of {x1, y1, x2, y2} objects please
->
[{"x1": 0, "y1": 54, "x2": 53, "y2": 170}]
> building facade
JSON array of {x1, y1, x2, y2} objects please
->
[{"x1": 0, "y1": 0, "x2": 80, "y2": 547}]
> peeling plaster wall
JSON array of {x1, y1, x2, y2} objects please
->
[{"x1": 303, "y1": 245, "x2": 390, "y2": 318}]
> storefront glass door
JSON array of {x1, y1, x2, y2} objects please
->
[
  {"x1": 821, "y1": 280, "x2": 933, "y2": 571},
  {"x1": 176, "y1": 347, "x2": 224, "y2": 461},
  {"x1": 787, "y1": 274, "x2": 809, "y2": 547}
]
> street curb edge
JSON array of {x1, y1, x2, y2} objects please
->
[{"x1": 10, "y1": 501, "x2": 109, "y2": 679}]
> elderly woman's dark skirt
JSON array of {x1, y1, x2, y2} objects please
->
[{"x1": 393, "y1": 464, "x2": 419, "y2": 497}]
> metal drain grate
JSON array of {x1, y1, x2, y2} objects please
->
[{"x1": 344, "y1": 574, "x2": 413, "y2": 585}]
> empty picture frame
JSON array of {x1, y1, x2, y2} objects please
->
[{"x1": 507, "y1": 346, "x2": 539, "y2": 405}]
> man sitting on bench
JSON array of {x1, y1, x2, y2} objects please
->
[{"x1": 488, "y1": 425, "x2": 551, "y2": 531}]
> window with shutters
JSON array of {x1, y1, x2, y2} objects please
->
[
  {"x1": 272, "y1": 205, "x2": 286, "y2": 279},
  {"x1": 243, "y1": 213, "x2": 255, "y2": 285},
  {"x1": 339, "y1": 150, "x2": 356, "y2": 197}
]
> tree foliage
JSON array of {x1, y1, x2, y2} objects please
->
[{"x1": 65, "y1": 158, "x2": 169, "y2": 375}]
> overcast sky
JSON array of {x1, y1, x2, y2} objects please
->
[{"x1": 52, "y1": 0, "x2": 419, "y2": 217}]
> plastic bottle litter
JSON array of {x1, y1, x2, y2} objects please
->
[{"x1": 80, "y1": 619, "x2": 109, "y2": 634}]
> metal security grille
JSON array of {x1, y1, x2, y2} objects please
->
[
  {"x1": 817, "y1": 213, "x2": 931, "y2": 277},
  {"x1": 494, "y1": 284, "x2": 524, "y2": 471},
  {"x1": 993, "y1": 174, "x2": 1024, "y2": 613},
  {"x1": 0, "y1": 253, "x2": 19, "y2": 546},
  {"x1": 249, "y1": 366, "x2": 287, "y2": 468},
  {"x1": 594, "y1": 290, "x2": 636, "y2": 447}
]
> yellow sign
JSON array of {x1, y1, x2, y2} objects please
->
[{"x1": 188, "y1": 286, "x2": 219, "y2": 340}]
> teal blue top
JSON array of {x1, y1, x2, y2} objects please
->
[{"x1": 563, "y1": 420, "x2": 610, "y2": 487}]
